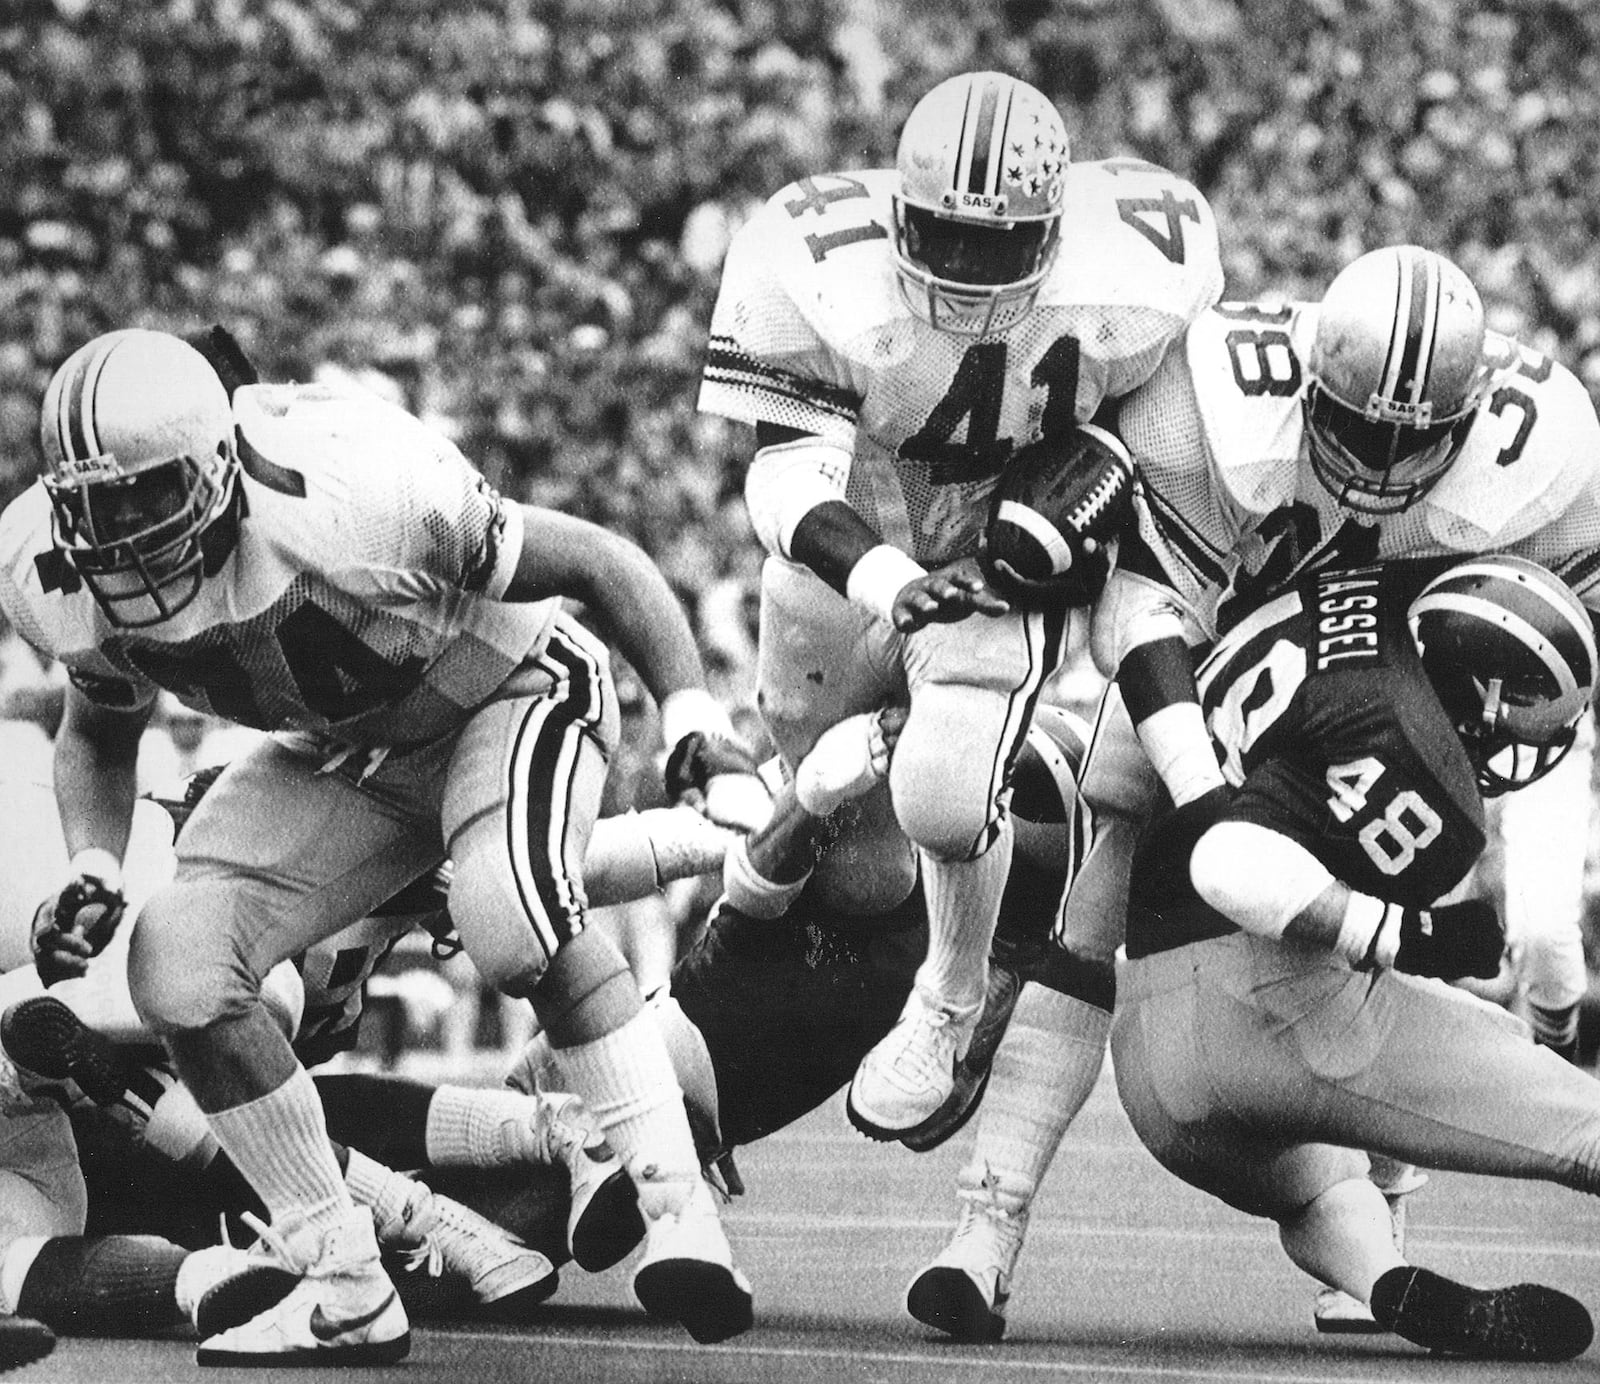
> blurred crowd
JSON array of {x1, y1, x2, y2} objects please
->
[{"x1": 2, "y1": 0, "x2": 1598, "y2": 705}]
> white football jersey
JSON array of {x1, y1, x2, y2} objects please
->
[
  {"x1": 0, "y1": 383, "x2": 557, "y2": 748},
  {"x1": 700, "y1": 159, "x2": 1224, "y2": 565},
  {"x1": 1119, "y1": 299, "x2": 1600, "y2": 636}
]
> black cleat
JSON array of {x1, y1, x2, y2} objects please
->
[
  {"x1": 0, "y1": 1317, "x2": 54, "y2": 1373},
  {"x1": 1372, "y1": 1266, "x2": 1594, "y2": 1361},
  {"x1": 1, "y1": 997, "x2": 130, "y2": 1107}
]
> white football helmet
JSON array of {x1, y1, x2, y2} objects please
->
[
  {"x1": 1306, "y1": 245, "x2": 1492, "y2": 515},
  {"x1": 892, "y1": 71, "x2": 1068, "y2": 335},
  {"x1": 39, "y1": 329, "x2": 239, "y2": 628},
  {"x1": 1409, "y1": 555, "x2": 1598, "y2": 795}
]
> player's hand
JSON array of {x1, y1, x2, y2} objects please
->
[
  {"x1": 794, "y1": 706, "x2": 909, "y2": 818},
  {"x1": 31, "y1": 875, "x2": 127, "y2": 987},
  {"x1": 665, "y1": 731, "x2": 773, "y2": 834},
  {"x1": 1390, "y1": 898, "x2": 1505, "y2": 981},
  {"x1": 891, "y1": 558, "x2": 1011, "y2": 633}
]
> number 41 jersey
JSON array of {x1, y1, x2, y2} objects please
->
[
  {"x1": 699, "y1": 160, "x2": 1223, "y2": 566},
  {"x1": 0, "y1": 383, "x2": 557, "y2": 748}
]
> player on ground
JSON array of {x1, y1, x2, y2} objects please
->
[
  {"x1": 0, "y1": 326, "x2": 769, "y2": 1361},
  {"x1": 1111, "y1": 554, "x2": 1599, "y2": 1362},
  {"x1": 909, "y1": 243, "x2": 1600, "y2": 1339},
  {"x1": 698, "y1": 69, "x2": 1223, "y2": 1143}
]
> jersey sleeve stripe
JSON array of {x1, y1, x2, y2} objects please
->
[
  {"x1": 1140, "y1": 479, "x2": 1228, "y2": 587},
  {"x1": 701, "y1": 337, "x2": 861, "y2": 424}
]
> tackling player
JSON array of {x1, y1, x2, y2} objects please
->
[
  {"x1": 698, "y1": 69, "x2": 1223, "y2": 1143},
  {"x1": 1111, "y1": 554, "x2": 1600, "y2": 1362},
  {"x1": 910, "y1": 243, "x2": 1600, "y2": 1340},
  {"x1": 0, "y1": 326, "x2": 769, "y2": 1360}
]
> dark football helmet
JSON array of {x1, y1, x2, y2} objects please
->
[
  {"x1": 1409, "y1": 555, "x2": 1598, "y2": 794},
  {"x1": 1306, "y1": 246, "x2": 1492, "y2": 515},
  {"x1": 891, "y1": 71, "x2": 1069, "y2": 335},
  {"x1": 39, "y1": 329, "x2": 239, "y2": 628}
]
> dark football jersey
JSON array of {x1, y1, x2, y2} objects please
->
[{"x1": 1127, "y1": 560, "x2": 1486, "y2": 956}]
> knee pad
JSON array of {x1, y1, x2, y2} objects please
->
[
  {"x1": 445, "y1": 853, "x2": 554, "y2": 997},
  {"x1": 890, "y1": 769, "x2": 997, "y2": 862}
]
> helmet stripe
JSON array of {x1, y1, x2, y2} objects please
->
[
  {"x1": 1411, "y1": 590, "x2": 1579, "y2": 694},
  {"x1": 1426, "y1": 558, "x2": 1597, "y2": 683},
  {"x1": 964, "y1": 76, "x2": 1004, "y2": 198},
  {"x1": 1385, "y1": 248, "x2": 1439, "y2": 412}
]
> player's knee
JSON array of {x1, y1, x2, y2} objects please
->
[
  {"x1": 890, "y1": 777, "x2": 996, "y2": 861},
  {"x1": 446, "y1": 856, "x2": 555, "y2": 998},
  {"x1": 126, "y1": 893, "x2": 241, "y2": 1035}
]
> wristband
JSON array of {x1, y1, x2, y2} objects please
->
[
  {"x1": 1336, "y1": 891, "x2": 1401, "y2": 968},
  {"x1": 67, "y1": 849, "x2": 122, "y2": 893},
  {"x1": 660, "y1": 688, "x2": 734, "y2": 752},
  {"x1": 845, "y1": 545, "x2": 927, "y2": 626}
]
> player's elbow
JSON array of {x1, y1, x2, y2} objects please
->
[{"x1": 745, "y1": 438, "x2": 849, "y2": 558}]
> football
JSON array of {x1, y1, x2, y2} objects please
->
[{"x1": 981, "y1": 423, "x2": 1138, "y2": 605}]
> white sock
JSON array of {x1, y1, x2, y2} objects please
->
[
  {"x1": 206, "y1": 1066, "x2": 352, "y2": 1233},
  {"x1": 916, "y1": 820, "x2": 1014, "y2": 1014},
  {"x1": 549, "y1": 1008, "x2": 699, "y2": 1188},
  {"x1": 423, "y1": 1085, "x2": 542, "y2": 1168},
  {"x1": 956, "y1": 985, "x2": 1110, "y2": 1210},
  {"x1": 1279, "y1": 1177, "x2": 1405, "y2": 1301},
  {"x1": 343, "y1": 1148, "x2": 421, "y2": 1244}
]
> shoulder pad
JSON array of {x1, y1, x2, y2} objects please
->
[
  {"x1": 729, "y1": 169, "x2": 909, "y2": 352},
  {"x1": 1425, "y1": 342, "x2": 1600, "y2": 548},
  {"x1": 1037, "y1": 160, "x2": 1223, "y2": 316},
  {"x1": 1183, "y1": 302, "x2": 1314, "y2": 514}
]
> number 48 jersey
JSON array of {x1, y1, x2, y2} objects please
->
[
  {"x1": 699, "y1": 160, "x2": 1223, "y2": 566},
  {"x1": 1197, "y1": 560, "x2": 1485, "y2": 908}
]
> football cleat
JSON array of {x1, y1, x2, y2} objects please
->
[
  {"x1": 195, "y1": 1209, "x2": 409, "y2": 1367},
  {"x1": 534, "y1": 1094, "x2": 644, "y2": 1273},
  {"x1": 847, "y1": 986, "x2": 978, "y2": 1140},
  {"x1": 377, "y1": 1177, "x2": 558, "y2": 1322},
  {"x1": 175, "y1": 1243, "x2": 302, "y2": 1341},
  {"x1": 0, "y1": 1317, "x2": 53, "y2": 1374},
  {"x1": 1, "y1": 996, "x2": 132, "y2": 1107},
  {"x1": 899, "y1": 958, "x2": 1023, "y2": 1153},
  {"x1": 631, "y1": 1171, "x2": 753, "y2": 1344},
  {"x1": 1372, "y1": 1266, "x2": 1593, "y2": 1362},
  {"x1": 196, "y1": 1203, "x2": 409, "y2": 1363},
  {"x1": 905, "y1": 1195, "x2": 1027, "y2": 1342}
]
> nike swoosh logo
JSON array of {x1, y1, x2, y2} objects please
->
[{"x1": 309, "y1": 1291, "x2": 396, "y2": 1342}]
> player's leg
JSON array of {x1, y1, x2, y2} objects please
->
[
  {"x1": 1111, "y1": 942, "x2": 1594, "y2": 1361},
  {"x1": 850, "y1": 605, "x2": 1071, "y2": 1138},
  {"x1": 443, "y1": 616, "x2": 749, "y2": 1344},
  {"x1": 1499, "y1": 714, "x2": 1594, "y2": 1060},
  {"x1": 906, "y1": 686, "x2": 1157, "y2": 1337},
  {"x1": 129, "y1": 740, "x2": 431, "y2": 1364}
]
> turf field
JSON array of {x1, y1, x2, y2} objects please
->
[{"x1": 24, "y1": 1062, "x2": 1600, "y2": 1383}]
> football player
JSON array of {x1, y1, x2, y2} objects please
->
[
  {"x1": 910, "y1": 243, "x2": 1600, "y2": 1339},
  {"x1": 0, "y1": 768, "x2": 732, "y2": 1341},
  {"x1": 0, "y1": 326, "x2": 769, "y2": 1360},
  {"x1": 1111, "y1": 554, "x2": 1600, "y2": 1362},
  {"x1": 698, "y1": 69, "x2": 1223, "y2": 1142}
]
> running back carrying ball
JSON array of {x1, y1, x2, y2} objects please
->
[{"x1": 981, "y1": 424, "x2": 1137, "y2": 606}]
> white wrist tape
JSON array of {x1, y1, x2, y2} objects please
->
[
  {"x1": 1190, "y1": 821, "x2": 1334, "y2": 938},
  {"x1": 1335, "y1": 892, "x2": 1404, "y2": 968},
  {"x1": 723, "y1": 835, "x2": 809, "y2": 920},
  {"x1": 660, "y1": 688, "x2": 734, "y2": 751},
  {"x1": 67, "y1": 849, "x2": 122, "y2": 892},
  {"x1": 845, "y1": 545, "x2": 927, "y2": 626}
]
